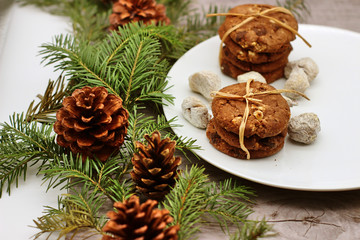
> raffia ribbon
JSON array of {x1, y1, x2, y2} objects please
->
[
  {"x1": 210, "y1": 79, "x2": 309, "y2": 160},
  {"x1": 207, "y1": 6, "x2": 312, "y2": 63}
]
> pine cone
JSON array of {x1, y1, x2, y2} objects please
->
[
  {"x1": 130, "y1": 131, "x2": 181, "y2": 200},
  {"x1": 102, "y1": 195, "x2": 179, "y2": 240},
  {"x1": 54, "y1": 86, "x2": 129, "y2": 162},
  {"x1": 109, "y1": 0, "x2": 171, "y2": 31}
]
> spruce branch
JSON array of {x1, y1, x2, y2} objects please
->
[
  {"x1": 40, "y1": 154, "x2": 133, "y2": 202},
  {"x1": 230, "y1": 219, "x2": 275, "y2": 240},
  {"x1": 39, "y1": 23, "x2": 177, "y2": 110},
  {"x1": 158, "y1": 0, "x2": 193, "y2": 25},
  {"x1": 126, "y1": 107, "x2": 200, "y2": 156},
  {"x1": 32, "y1": 184, "x2": 107, "y2": 240},
  {"x1": 163, "y1": 165, "x2": 257, "y2": 240},
  {"x1": 0, "y1": 113, "x2": 64, "y2": 197},
  {"x1": 203, "y1": 179, "x2": 255, "y2": 234},
  {"x1": 25, "y1": 75, "x2": 68, "y2": 123},
  {"x1": 277, "y1": 0, "x2": 310, "y2": 22},
  {"x1": 19, "y1": 0, "x2": 110, "y2": 42},
  {"x1": 163, "y1": 165, "x2": 208, "y2": 240}
]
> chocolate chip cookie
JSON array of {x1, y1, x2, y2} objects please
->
[
  {"x1": 222, "y1": 4, "x2": 298, "y2": 53},
  {"x1": 220, "y1": 57, "x2": 285, "y2": 83},
  {"x1": 218, "y1": 24, "x2": 293, "y2": 64},
  {"x1": 211, "y1": 81, "x2": 290, "y2": 138},
  {"x1": 206, "y1": 119, "x2": 286, "y2": 159},
  {"x1": 222, "y1": 45, "x2": 290, "y2": 73}
]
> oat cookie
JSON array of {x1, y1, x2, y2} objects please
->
[
  {"x1": 222, "y1": 4, "x2": 298, "y2": 52},
  {"x1": 211, "y1": 82, "x2": 290, "y2": 138}
]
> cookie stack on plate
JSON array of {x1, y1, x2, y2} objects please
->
[
  {"x1": 218, "y1": 4, "x2": 298, "y2": 83},
  {"x1": 206, "y1": 81, "x2": 290, "y2": 159}
]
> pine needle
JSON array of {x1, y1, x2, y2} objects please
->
[
  {"x1": 277, "y1": 0, "x2": 310, "y2": 22},
  {"x1": 163, "y1": 165, "x2": 256, "y2": 240},
  {"x1": 0, "y1": 113, "x2": 64, "y2": 197},
  {"x1": 25, "y1": 75, "x2": 68, "y2": 123},
  {"x1": 32, "y1": 184, "x2": 107, "y2": 240}
]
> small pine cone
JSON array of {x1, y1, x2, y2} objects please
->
[
  {"x1": 54, "y1": 86, "x2": 129, "y2": 162},
  {"x1": 102, "y1": 195, "x2": 179, "y2": 240},
  {"x1": 109, "y1": 0, "x2": 171, "y2": 31},
  {"x1": 130, "y1": 131, "x2": 181, "y2": 200}
]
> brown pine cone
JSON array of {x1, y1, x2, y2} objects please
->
[
  {"x1": 102, "y1": 195, "x2": 179, "y2": 240},
  {"x1": 109, "y1": 0, "x2": 171, "y2": 31},
  {"x1": 54, "y1": 86, "x2": 129, "y2": 162},
  {"x1": 130, "y1": 131, "x2": 181, "y2": 200}
]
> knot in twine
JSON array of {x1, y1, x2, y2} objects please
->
[
  {"x1": 207, "y1": 6, "x2": 311, "y2": 63},
  {"x1": 210, "y1": 79, "x2": 309, "y2": 160}
]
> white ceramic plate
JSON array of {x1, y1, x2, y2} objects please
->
[{"x1": 163, "y1": 24, "x2": 360, "y2": 191}]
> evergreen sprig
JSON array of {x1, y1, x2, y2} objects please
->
[
  {"x1": 277, "y1": 0, "x2": 310, "y2": 22},
  {"x1": 18, "y1": 0, "x2": 111, "y2": 43},
  {"x1": 163, "y1": 165, "x2": 261, "y2": 239},
  {"x1": 39, "y1": 23, "x2": 181, "y2": 110},
  {"x1": 0, "y1": 113, "x2": 64, "y2": 197},
  {"x1": 203, "y1": 179, "x2": 254, "y2": 233},
  {"x1": 230, "y1": 219, "x2": 275, "y2": 240},
  {"x1": 25, "y1": 75, "x2": 68, "y2": 123},
  {"x1": 32, "y1": 184, "x2": 107, "y2": 240},
  {"x1": 40, "y1": 153, "x2": 133, "y2": 202},
  {"x1": 158, "y1": 0, "x2": 192, "y2": 25}
]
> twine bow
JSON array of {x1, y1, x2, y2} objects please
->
[
  {"x1": 207, "y1": 6, "x2": 311, "y2": 63},
  {"x1": 211, "y1": 79, "x2": 309, "y2": 160}
]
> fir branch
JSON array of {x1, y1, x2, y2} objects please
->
[
  {"x1": 39, "y1": 23, "x2": 177, "y2": 109},
  {"x1": 158, "y1": 0, "x2": 193, "y2": 25},
  {"x1": 163, "y1": 165, "x2": 208, "y2": 240},
  {"x1": 126, "y1": 108, "x2": 200, "y2": 156},
  {"x1": 163, "y1": 166, "x2": 257, "y2": 240},
  {"x1": 0, "y1": 113, "x2": 63, "y2": 197},
  {"x1": 277, "y1": 0, "x2": 310, "y2": 22},
  {"x1": 40, "y1": 154, "x2": 133, "y2": 202},
  {"x1": 25, "y1": 75, "x2": 68, "y2": 123},
  {"x1": 203, "y1": 179, "x2": 255, "y2": 234},
  {"x1": 178, "y1": 4, "x2": 228, "y2": 48},
  {"x1": 19, "y1": 0, "x2": 110, "y2": 42},
  {"x1": 65, "y1": 0, "x2": 110, "y2": 43},
  {"x1": 230, "y1": 219, "x2": 275, "y2": 240},
  {"x1": 32, "y1": 184, "x2": 107, "y2": 240}
]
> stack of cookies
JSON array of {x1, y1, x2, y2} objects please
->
[
  {"x1": 218, "y1": 4, "x2": 298, "y2": 83},
  {"x1": 206, "y1": 81, "x2": 290, "y2": 159}
]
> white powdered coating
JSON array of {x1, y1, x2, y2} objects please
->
[
  {"x1": 237, "y1": 71, "x2": 266, "y2": 84},
  {"x1": 288, "y1": 112, "x2": 321, "y2": 144},
  {"x1": 284, "y1": 57, "x2": 319, "y2": 82},
  {"x1": 181, "y1": 96, "x2": 210, "y2": 129},
  {"x1": 188, "y1": 70, "x2": 221, "y2": 101},
  {"x1": 284, "y1": 66, "x2": 310, "y2": 99}
]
